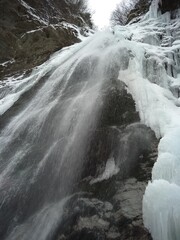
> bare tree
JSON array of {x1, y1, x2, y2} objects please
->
[
  {"x1": 111, "y1": 0, "x2": 138, "y2": 26},
  {"x1": 67, "y1": 0, "x2": 88, "y2": 14}
]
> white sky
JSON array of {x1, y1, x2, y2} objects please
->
[{"x1": 88, "y1": 0, "x2": 122, "y2": 28}]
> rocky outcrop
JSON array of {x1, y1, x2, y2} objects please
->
[
  {"x1": 54, "y1": 140, "x2": 157, "y2": 240},
  {"x1": 127, "y1": 0, "x2": 180, "y2": 24},
  {"x1": 0, "y1": 24, "x2": 80, "y2": 78},
  {"x1": 0, "y1": 0, "x2": 92, "y2": 79}
]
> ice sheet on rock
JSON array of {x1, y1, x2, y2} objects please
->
[
  {"x1": 19, "y1": 0, "x2": 48, "y2": 25},
  {"x1": 90, "y1": 158, "x2": 119, "y2": 184},
  {"x1": 61, "y1": 22, "x2": 93, "y2": 41},
  {"x1": 0, "y1": 59, "x2": 15, "y2": 67},
  {"x1": 143, "y1": 180, "x2": 180, "y2": 240},
  {"x1": 149, "y1": 0, "x2": 161, "y2": 18}
]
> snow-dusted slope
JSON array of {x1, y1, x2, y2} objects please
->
[{"x1": 0, "y1": 0, "x2": 93, "y2": 79}]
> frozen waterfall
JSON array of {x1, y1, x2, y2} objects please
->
[{"x1": 0, "y1": 0, "x2": 180, "y2": 239}]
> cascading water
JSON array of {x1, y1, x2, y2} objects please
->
[
  {"x1": 0, "y1": 32, "x2": 133, "y2": 239},
  {"x1": 0, "y1": 0, "x2": 180, "y2": 239}
]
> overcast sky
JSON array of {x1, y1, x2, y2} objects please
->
[{"x1": 88, "y1": 0, "x2": 122, "y2": 28}]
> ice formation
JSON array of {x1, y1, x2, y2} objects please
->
[
  {"x1": 116, "y1": 1, "x2": 180, "y2": 239},
  {"x1": 90, "y1": 157, "x2": 120, "y2": 184}
]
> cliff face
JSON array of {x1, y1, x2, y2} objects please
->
[
  {"x1": 0, "y1": 0, "x2": 92, "y2": 78},
  {"x1": 127, "y1": 0, "x2": 151, "y2": 24},
  {"x1": 127, "y1": 0, "x2": 180, "y2": 24},
  {"x1": 160, "y1": 0, "x2": 180, "y2": 13}
]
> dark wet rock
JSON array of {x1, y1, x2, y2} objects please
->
[
  {"x1": 56, "y1": 175, "x2": 154, "y2": 239},
  {"x1": 0, "y1": 25, "x2": 80, "y2": 79},
  {"x1": 160, "y1": 0, "x2": 180, "y2": 14},
  {"x1": 81, "y1": 80, "x2": 140, "y2": 181},
  {"x1": 53, "y1": 80, "x2": 157, "y2": 240}
]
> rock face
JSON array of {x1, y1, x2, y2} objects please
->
[
  {"x1": 127, "y1": 0, "x2": 180, "y2": 24},
  {"x1": 0, "y1": 0, "x2": 92, "y2": 78},
  {"x1": 160, "y1": 0, "x2": 180, "y2": 13},
  {"x1": 127, "y1": 0, "x2": 151, "y2": 24},
  {"x1": 51, "y1": 81, "x2": 158, "y2": 240}
]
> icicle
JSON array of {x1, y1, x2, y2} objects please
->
[{"x1": 149, "y1": 0, "x2": 161, "y2": 18}]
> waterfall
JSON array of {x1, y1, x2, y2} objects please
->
[{"x1": 0, "y1": 31, "x2": 132, "y2": 239}]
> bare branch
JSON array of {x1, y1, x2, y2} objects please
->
[{"x1": 110, "y1": 0, "x2": 138, "y2": 26}]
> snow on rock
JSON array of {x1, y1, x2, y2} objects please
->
[{"x1": 19, "y1": 0, "x2": 49, "y2": 25}]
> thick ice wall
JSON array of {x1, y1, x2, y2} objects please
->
[
  {"x1": 119, "y1": 3, "x2": 180, "y2": 240},
  {"x1": 149, "y1": 0, "x2": 161, "y2": 18},
  {"x1": 110, "y1": 2, "x2": 180, "y2": 239},
  {"x1": 143, "y1": 180, "x2": 180, "y2": 240}
]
